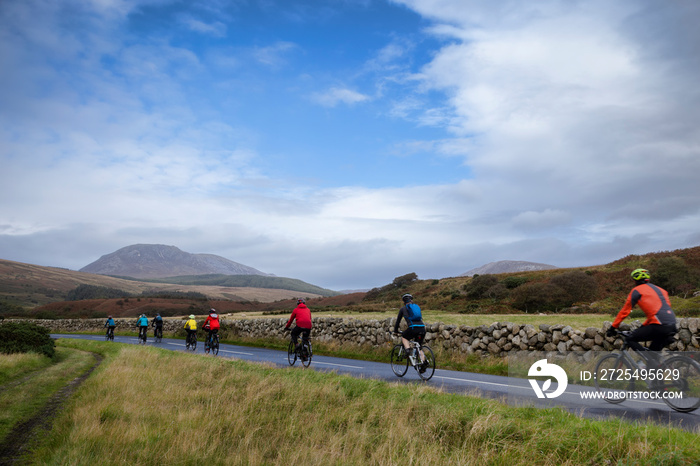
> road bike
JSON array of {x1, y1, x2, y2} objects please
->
[
  {"x1": 138, "y1": 326, "x2": 148, "y2": 344},
  {"x1": 205, "y1": 332, "x2": 219, "y2": 356},
  {"x1": 186, "y1": 332, "x2": 197, "y2": 351},
  {"x1": 287, "y1": 335, "x2": 312, "y2": 368},
  {"x1": 594, "y1": 330, "x2": 700, "y2": 413},
  {"x1": 154, "y1": 326, "x2": 163, "y2": 343},
  {"x1": 105, "y1": 327, "x2": 115, "y2": 342},
  {"x1": 391, "y1": 336, "x2": 435, "y2": 381}
]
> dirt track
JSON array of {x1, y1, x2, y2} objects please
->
[{"x1": 0, "y1": 352, "x2": 103, "y2": 465}]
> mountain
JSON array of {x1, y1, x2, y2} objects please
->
[
  {"x1": 459, "y1": 260, "x2": 558, "y2": 277},
  {"x1": 80, "y1": 244, "x2": 271, "y2": 279}
]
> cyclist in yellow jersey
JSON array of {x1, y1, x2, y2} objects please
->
[{"x1": 184, "y1": 314, "x2": 197, "y2": 343}]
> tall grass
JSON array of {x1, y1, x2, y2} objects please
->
[
  {"x1": 0, "y1": 352, "x2": 51, "y2": 385},
  {"x1": 31, "y1": 340, "x2": 700, "y2": 465}
]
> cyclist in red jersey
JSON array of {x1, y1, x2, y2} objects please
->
[
  {"x1": 202, "y1": 308, "x2": 220, "y2": 349},
  {"x1": 608, "y1": 269, "x2": 677, "y2": 361},
  {"x1": 284, "y1": 298, "x2": 312, "y2": 354}
]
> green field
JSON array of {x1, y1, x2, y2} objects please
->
[{"x1": 2, "y1": 339, "x2": 697, "y2": 465}]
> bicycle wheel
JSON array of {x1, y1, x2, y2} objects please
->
[
  {"x1": 288, "y1": 340, "x2": 297, "y2": 366},
  {"x1": 191, "y1": 335, "x2": 197, "y2": 351},
  {"x1": 594, "y1": 354, "x2": 635, "y2": 404},
  {"x1": 657, "y1": 356, "x2": 700, "y2": 413},
  {"x1": 212, "y1": 335, "x2": 219, "y2": 356},
  {"x1": 301, "y1": 341, "x2": 312, "y2": 368},
  {"x1": 156, "y1": 328, "x2": 162, "y2": 343},
  {"x1": 105, "y1": 331, "x2": 110, "y2": 341},
  {"x1": 417, "y1": 345, "x2": 436, "y2": 381},
  {"x1": 391, "y1": 345, "x2": 409, "y2": 377}
]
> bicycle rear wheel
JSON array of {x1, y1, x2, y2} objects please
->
[
  {"x1": 417, "y1": 345, "x2": 436, "y2": 381},
  {"x1": 391, "y1": 345, "x2": 408, "y2": 377},
  {"x1": 287, "y1": 340, "x2": 297, "y2": 366},
  {"x1": 657, "y1": 355, "x2": 700, "y2": 413},
  {"x1": 191, "y1": 335, "x2": 197, "y2": 351},
  {"x1": 212, "y1": 335, "x2": 220, "y2": 356},
  {"x1": 594, "y1": 354, "x2": 635, "y2": 404},
  {"x1": 301, "y1": 341, "x2": 312, "y2": 368}
]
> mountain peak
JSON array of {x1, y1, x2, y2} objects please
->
[
  {"x1": 460, "y1": 260, "x2": 558, "y2": 277},
  {"x1": 79, "y1": 244, "x2": 271, "y2": 279}
]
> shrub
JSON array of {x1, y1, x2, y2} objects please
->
[
  {"x1": 549, "y1": 271, "x2": 598, "y2": 304},
  {"x1": 652, "y1": 257, "x2": 699, "y2": 296},
  {"x1": 463, "y1": 275, "x2": 499, "y2": 299},
  {"x1": 511, "y1": 282, "x2": 569, "y2": 313},
  {"x1": 501, "y1": 276, "x2": 529, "y2": 289},
  {"x1": 0, "y1": 322, "x2": 56, "y2": 358}
]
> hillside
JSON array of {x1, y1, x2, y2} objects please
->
[
  {"x1": 80, "y1": 244, "x2": 271, "y2": 279},
  {"x1": 360, "y1": 246, "x2": 700, "y2": 315},
  {"x1": 0, "y1": 259, "x2": 329, "y2": 311}
]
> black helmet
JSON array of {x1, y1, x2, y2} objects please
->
[
  {"x1": 402, "y1": 293, "x2": 413, "y2": 303},
  {"x1": 297, "y1": 298, "x2": 306, "y2": 305}
]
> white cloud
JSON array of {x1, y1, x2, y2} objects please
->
[{"x1": 311, "y1": 87, "x2": 371, "y2": 107}]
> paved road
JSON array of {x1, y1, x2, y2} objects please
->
[{"x1": 53, "y1": 333, "x2": 700, "y2": 432}]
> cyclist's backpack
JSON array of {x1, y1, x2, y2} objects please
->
[{"x1": 405, "y1": 303, "x2": 423, "y2": 324}]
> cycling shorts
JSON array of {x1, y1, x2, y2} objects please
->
[{"x1": 402, "y1": 327, "x2": 425, "y2": 343}]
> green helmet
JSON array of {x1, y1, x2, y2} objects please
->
[{"x1": 631, "y1": 268, "x2": 650, "y2": 281}]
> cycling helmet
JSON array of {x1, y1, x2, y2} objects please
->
[
  {"x1": 631, "y1": 268, "x2": 650, "y2": 281},
  {"x1": 402, "y1": 293, "x2": 413, "y2": 303},
  {"x1": 108, "y1": 315, "x2": 112, "y2": 319},
  {"x1": 189, "y1": 314, "x2": 195, "y2": 319},
  {"x1": 209, "y1": 308, "x2": 216, "y2": 314},
  {"x1": 297, "y1": 298, "x2": 305, "y2": 304}
]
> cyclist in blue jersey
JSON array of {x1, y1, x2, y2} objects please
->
[{"x1": 393, "y1": 294, "x2": 427, "y2": 370}]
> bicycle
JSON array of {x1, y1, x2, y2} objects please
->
[
  {"x1": 287, "y1": 335, "x2": 312, "y2": 368},
  {"x1": 105, "y1": 327, "x2": 115, "y2": 342},
  {"x1": 205, "y1": 332, "x2": 219, "y2": 356},
  {"x1": 594, "y1": 330, "x2": 700, "y2": 413},
  {"x1": 391, "y1": 335, "x2": 435, "y2": 381},
  {"x1": 186, "y1": 332, "x2": 197, "y2": 351},
  {"x1": 154, "y1": 326, "x2": 163, "y2": 343},
  {"x1": 138, "y1": 326, "x2": 148, "y2": 344}
]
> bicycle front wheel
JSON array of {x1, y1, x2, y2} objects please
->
[
  {"x1": 287, "y1": 340, "x2": 297, "y2": 366},
  {"x1": 417, "y1": 345, "x2": 436, "y2": 381},
  {"x1": 594, "y1": 354, "x2": 635, "y2": 404},
  {"x1": 301, "y1": 342, "x2": 312, "y2": 368},
  {"x1": 391, "y1": 345, "x2": 408, "y2": 377},
  {"x1": 657, "y1": 356, "x2": 700, "y2": 413}
]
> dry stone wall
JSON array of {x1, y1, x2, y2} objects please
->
[{"x1": 11, "y1": 316, "x2": 700, "y2": 355}]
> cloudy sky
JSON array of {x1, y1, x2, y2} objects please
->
[{"x1": 1, "y1": 0, "x2": 699, "y2": 291}]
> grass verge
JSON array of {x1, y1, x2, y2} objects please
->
[
  {"x1": 0, "y1": 347, "x2": 96, "y2": 443},
  {"x1": 28, "y1": 339, "x2": 700, "y2": 465}
]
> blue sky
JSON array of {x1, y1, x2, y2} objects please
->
[{"x1": 1, "y1": 0, "x2": 699, "y2": 291}]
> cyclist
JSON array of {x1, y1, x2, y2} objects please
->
[
  {"x1": 151, "y1": 312, "x2": 164, "y2": 338},
  {"x1": 393, "y1": 293, "x2": 427, "y2": 371},
  {"x1": 284, "y1": 298, "x2": 312, "y2": 359},
  {"x1": 202, "y1": 308, "x2": 220, "y2": 349},
  {"x1": 136, "y1": 314, "x2": 149, "y2": 341},
  {"x1": 184, "y1": 314, "x2": 197, "y2": 346},
  {"x1": 607, "y1": 268, "x2": 677, "y2": 365},
  {"x1": 104, "y1": 315, "x2": 116, "y2": 338}
]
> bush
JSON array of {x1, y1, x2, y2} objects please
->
[
  {"x1": 0, "y1": 322, "x2": 56, "y2": 358},
  {"x1": 549, "y1": 271, "x2": 598, "y2": 304},
  {"x1": 652, "y1": 257, "x2": 699, "y2": 296},
  {"x1": 67, "y1": 284, "x2": 132, "y2": 301},
  {"x1": 501, "y1": 276, "x2": 529, "y2": 289},
  {"x1": 463, "y1": 275, "x2": 499, "y2": 299},
  {"x1": 511, "y1": 282, "x2": 570, "y2": 313}
]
